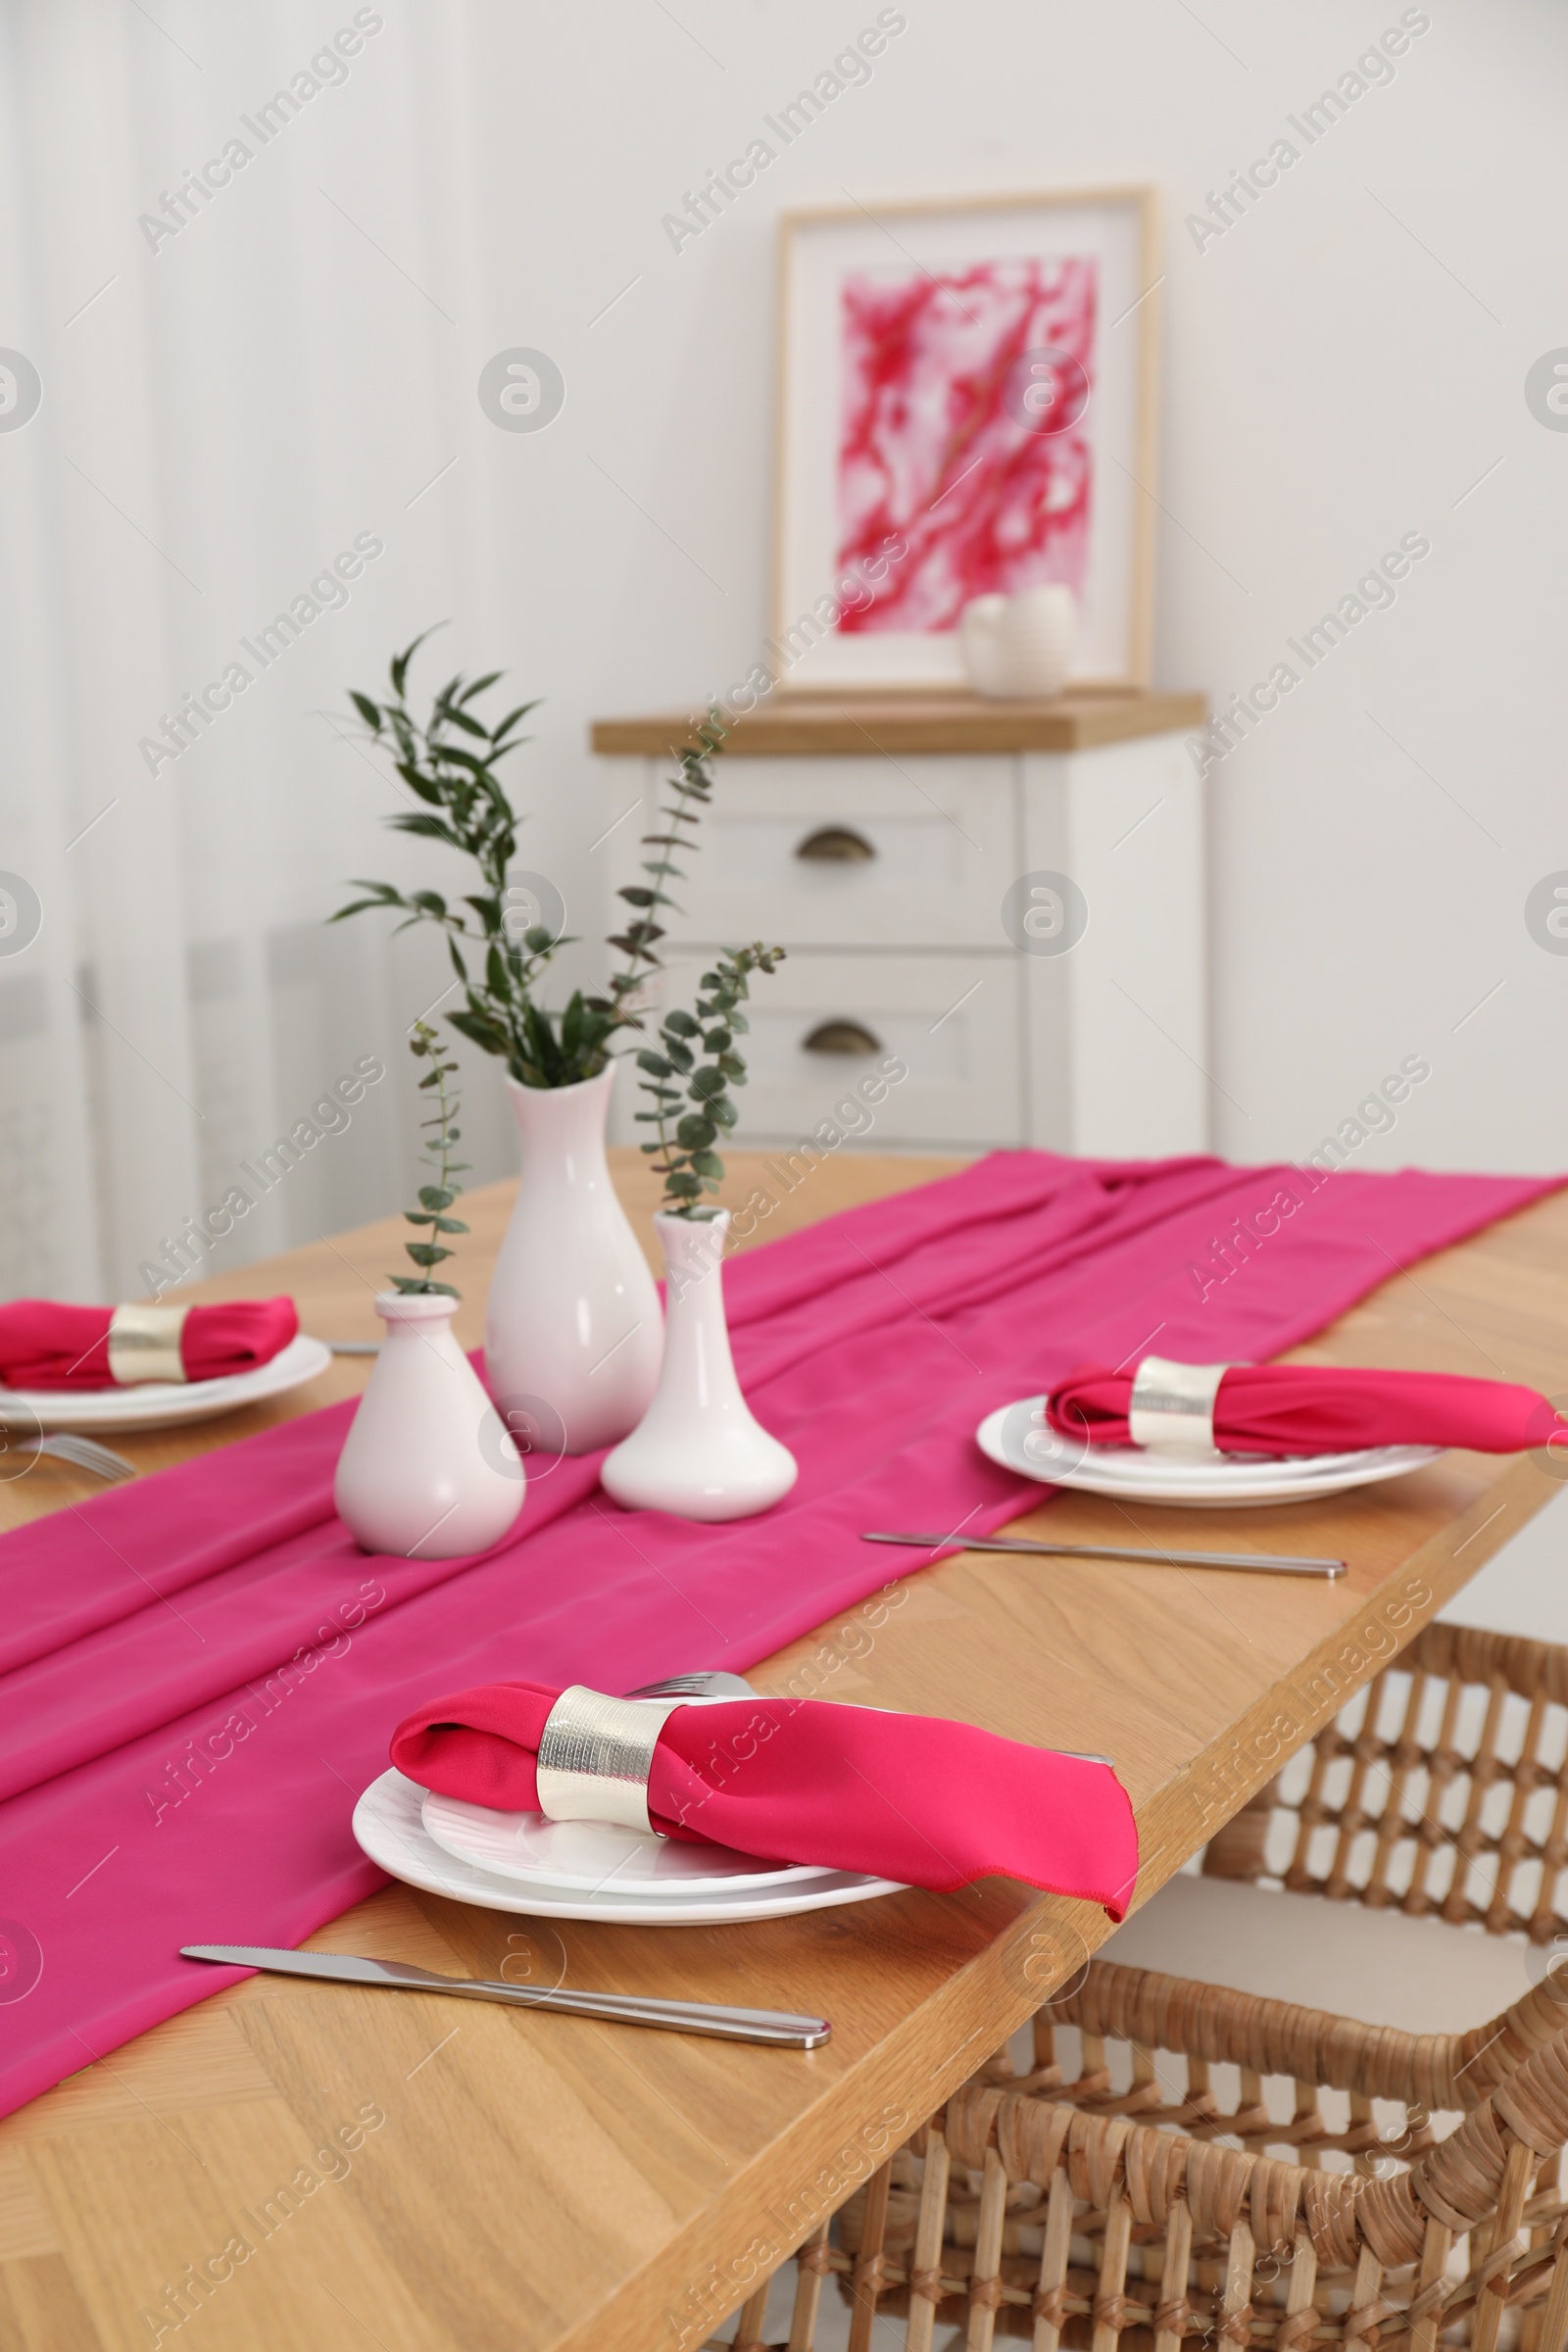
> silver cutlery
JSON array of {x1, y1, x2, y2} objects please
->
[
  {"x1": 863, "y1": 1530, "x2": 1347, "y2": 1579},
  {"x1": 624, "y1": 1671, "x2": 757, "y2": 1700},
  {"x1": 327, "y1": 1341, "x2": 381, "y2": 1356},
  {"x1": 180, "y1": 1944, "x2": 829, "y2": 2048},
  {"x1": 13, "y1": 1432, "x2": 138, "y2": 1484}
]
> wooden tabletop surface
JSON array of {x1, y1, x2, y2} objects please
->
[{"x1": 2, "y1": 1148, "x2": 1563, "y2": 2352}]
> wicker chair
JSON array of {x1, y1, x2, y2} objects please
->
[{"x1": 713, "y1": 1621, "x2": 1568, "y2": 2351}]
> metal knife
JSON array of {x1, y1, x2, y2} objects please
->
[
  {"x1": 862, "y1": 1531, "x2": 1347, "y2": 1578},
  {"x1": 181, "y1": 1945, "x2": 829, "y2": 2049}
]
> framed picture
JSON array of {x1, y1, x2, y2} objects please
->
[{"x1": 772, "y1": 186, "x2": 1160, "y2": 692}]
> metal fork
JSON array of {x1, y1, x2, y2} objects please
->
[
  {"x1": 623, "y1": 1672, "x2": 757, "y2": 1700},
  {"x1": 24, "y1": 1433, "x2": 137, "y2": 1483}
]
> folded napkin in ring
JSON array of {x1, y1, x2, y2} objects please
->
[
  {"x1": 391, "y1": 1678, "x2": 1139, "y2": 1913},
  {"x1": 0, "y1": 1297, "x2": 299, "y2": 1390},
  {"x1": 1050, "y1": 1357, "x2": 1568, "y2": 1458},
  {"x1": 534, "y1": 1686, "x2": 683, "y2": 1835},
  {"x1": 107, "y1": 1304, "x2": 188, "y2": 1385},
  {"x1": 1126, "y1": 1356, "x2": 1232, "y2": 1452}
]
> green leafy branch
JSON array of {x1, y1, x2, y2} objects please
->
[
  {"x1": 635, "y1": 944, "x2": 785, "y2": 1216},
  {"x1": 332, "y1": 636, "x2": 739, "y2": 1091},
  {"x1": 595, "y1": 713, "x2": 723, "y2": 1030},
  {"x1": 390, "y1": 1021, "x2": 469, "y2": 1297},
  {"x1": 331, "y1": 628, "x2": 566, "y2": 1085}
]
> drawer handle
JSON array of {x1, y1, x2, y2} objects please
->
[
  {"x1": 802, "y1": 1019, "x2": 882, "y2": 1057},
  {"x1": 795, "y1": 825, "x2": 876, "y2": 863}
]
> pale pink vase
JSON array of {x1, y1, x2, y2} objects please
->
[{"x1": 333, "y1": 1293, "x2": 524, "y2": 1558}]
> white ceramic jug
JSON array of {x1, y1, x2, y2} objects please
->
[
  {"x1": 958, "y1": 594, "x2": 1012, "y2": 696},
  {"x1": 959, "y1": 585, "x2": 1076, "y2": 699},
  {"x1": 484, "y1": 1064, "x2": 663, "y2": 1455}
]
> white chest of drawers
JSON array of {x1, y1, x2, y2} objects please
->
[{"x1": 591, "y1": 689, "x2": 1208, "y2": 1158}]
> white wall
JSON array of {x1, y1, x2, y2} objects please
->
[{"x1": 0, "y1": 0, "x2": 1562, "y2": 1294}]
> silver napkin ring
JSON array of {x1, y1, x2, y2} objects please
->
[
  {"x1": 534, "y1": 1685, "x2": 684, "y2": 1836},
  {"x1": 107, "y1": 1302, "x2": 190, "y2": 1386},
  {"x1": 1127, "y1": 1355, "x2": 1231, "y2": 1453}
]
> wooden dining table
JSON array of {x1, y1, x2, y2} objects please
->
[{"x1": 2, "y1": 1147, "x2": 1564, "y2": 2352}]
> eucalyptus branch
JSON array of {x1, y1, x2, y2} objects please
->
[
  {"x1": 586, "y1": 711, "x2": 725, "y2": 1039},
  {"x1": 331, "y1": 628, "x2": 566, "y2": 1084},
  {"x1": 635, "y1": 943, "x2": 785, "y2": 1216},
  {"x1": 334, "y1": 641, "x2": 745, "y2": 1094},
  {"x1": 390, "y1": 1021, "x2": 469, "y2": 1297}
]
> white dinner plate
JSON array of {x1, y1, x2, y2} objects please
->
[
  {"x1": 354, "y1": 1771, "x2": 905, "y2": 1926},
  {"x1": 0, "y1": 1333, "x2": 333, "y2": 1433},
  {"x1": 977, "y1": 1398, "x2": 1441, "y2": 1508},
  {"x1": 421, "y1": 1790, "x2": 839, "y2": 1896}
]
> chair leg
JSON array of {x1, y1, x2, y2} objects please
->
[
  {"x1": 845, "y1": 2159, "x2": 892, "y2": 2352},
  {"x1": 786, "y1": 2224, "x2": 830, "y2": 2352},
  {"x1": 965, "y1": 2146, "x2": 1011, "y2": 2351},
  {"x1": 730, "y1": 2278, "x2": 773, "y2": 2352},
  {"x1": 905, "y1": 2127, "x2": 951, "y2": 2352}
]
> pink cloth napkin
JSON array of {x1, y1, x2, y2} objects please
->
[
  {"x1": 0, "y1": 1298, "x2": 298, "y2": 1389},
  {"x1": 1048, "y1": 1362, "x2": 1568, "y2": 1456},
  {"x1": 391, "y1": 1680, "x2": 1139, "y2": 1912},
  {"x1": 0, "y1": 1148, "x2": 1558, "y2": 2125}
]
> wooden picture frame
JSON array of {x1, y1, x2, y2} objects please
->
[{"x1": 771, "y1": 185, "x2": 1161, "y2": 693}]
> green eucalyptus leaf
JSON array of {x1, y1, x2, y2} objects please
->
[
  {"x1": 488, "y1": 702, "x2": 539, "y2": 742},
  {"x1": 386, "y1": 814, "x2": 464, "y2": 849}
]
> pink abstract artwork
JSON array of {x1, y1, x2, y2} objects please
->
[{"x1": 836, "y1": 257, "x2": 1097, "y2": 633}]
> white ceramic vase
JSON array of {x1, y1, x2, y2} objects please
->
[
  {"x1": 601, "y1": 1211, "x2": 797, "y2": 1522},
  {"x1": 333, "y1": 1293, "x2": 525, "y2": 1557},
  {"x1": 485, "y1": 1064, "x2": 663, "y2": 1455},
  {"x1": 959, "y1": 585, "x2": 1077, "y2": 699}
]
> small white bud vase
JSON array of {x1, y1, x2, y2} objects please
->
[
  {"x1": 485, "y1": 1064, "x2": 663, "y2": 1455},
  {"x1": 601, "y1": 1210, "x2": 797, "y2": 1522},
  {"x1": 334, "y1": 1293, "x2": 525, "y2": 1558}
]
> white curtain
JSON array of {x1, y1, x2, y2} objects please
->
[{"x1": 0, "y1": 1, "x2": 572, "y2": 1301}]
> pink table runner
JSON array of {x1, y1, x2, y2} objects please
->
[{"x1": 0, "y1": 1150, "x2": 1556, "y2": 2120}]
